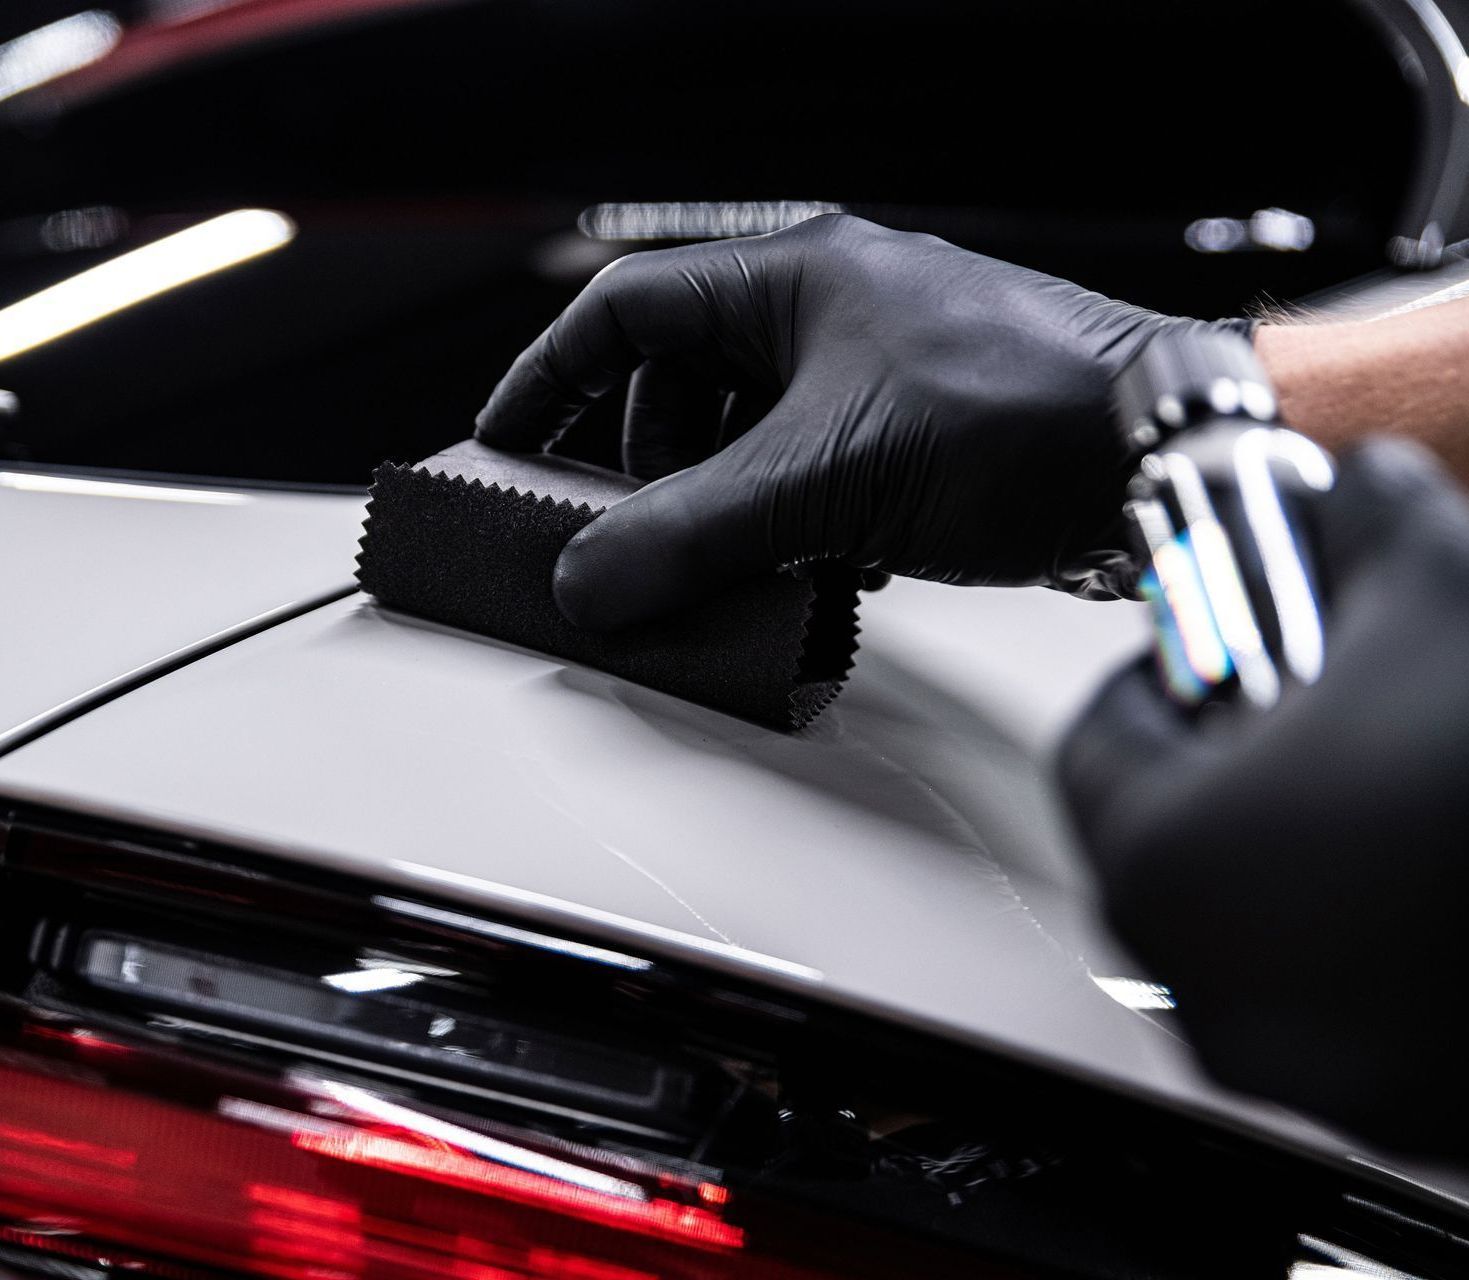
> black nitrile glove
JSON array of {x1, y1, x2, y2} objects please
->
[
  {"x1": 475, "y1": 213, "x2": 1248, "y2": 629},
  {"x1": 1060, "y1": 439, "x2": 1469, "y2": 1157}
]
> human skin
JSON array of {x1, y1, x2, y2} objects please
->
[{"x1": 1256, "y1": 296, "x2": 1469, "y2": 484}]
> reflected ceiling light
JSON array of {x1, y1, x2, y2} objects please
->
[
  {"x1": 320, "y1": 968, "x2": 425, "y2": 994},
  {"x1": 1250, "y1": 207, "x2": 1316, "y2": 252},
  {"x1": 373, "y1": 895, "x2": 654, "y2": 972},
  {"x1": 0, "y1": 208, "x2": 296, "y2": 363},
  {"x1": 1402, "y1": 0, "x2": 1469, "y2": 104},
  {"x1": 1375, "y1": 275, "x2": 1469, "y2": 319},
  {"x1": 1184, "y1": 207, "x2": 1314, "y2": 254},
  {"x1": 1290, "y1": 1268, "x2": 1386, "y2": 1279},
  {"x1": 1089, "y1": 974, "x2": 1177, "y2": 1011},
  {"x1": 1293, "y1": 1234, "x2": 1426, "y2": 1280},
  {"x1": 40, "y1": 205, "x2": 129, "y2": 254},
  {"x1": 0, "y1": 11, "x2": 123, "y2": 104},
  {"x1": 0, "y1": 471, "x2": 250, "y2": 505},
  {"x1": 579, "y1": 200, "x2": 845, "y2": 241},
  {"x1": 309, "y1": 1079, "x2": 646, "y2": 1199},
  {"x1": 387, "y1": 861, "x2": 826, "y2": 984},
  {"x1": 1184, "y1": 216, "x2": 1249, "y2": 255}
]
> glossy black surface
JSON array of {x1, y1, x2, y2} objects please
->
[{"x1": 3, "y1": 805, "x2": 1469, "y2": 1279}]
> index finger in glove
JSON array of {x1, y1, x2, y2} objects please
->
[{"x1": 475, "y1": 244, "x2": 747, "y2": 453}]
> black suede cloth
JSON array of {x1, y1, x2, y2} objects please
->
[{"x1": 356, "y1": 440, "x2": 861, "y2": 730}]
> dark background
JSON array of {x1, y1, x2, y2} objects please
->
[{"x1": 0, "y1": 0, "x2": 1418, "y2": 483}]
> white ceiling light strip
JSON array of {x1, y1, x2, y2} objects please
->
[
  {"x1": 0, "y1": 208, "x2": 296, "y2": 363},
  {"x1": 0, "y1": 11, "x2": 122, "y2": 104}
]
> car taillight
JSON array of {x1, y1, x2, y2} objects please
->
[
  {"x1": 0, "y1": 1018, "x2": 1000, "y2": 1280},
  {"x1": 6, "y1": 810, "x2": 1469, "y2": 1280}
]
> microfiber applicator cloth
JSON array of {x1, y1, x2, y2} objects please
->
[{"x1": 355, "y1": 440, "x2": 863, "y2": 729}]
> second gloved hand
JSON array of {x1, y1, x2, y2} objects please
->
[
  {"x1": 476, "y1": 214, "x2": 1247, "y2": 629},
  {"x1": 1060, "y1": 440, "x2": 1469, "y2": 1155}
]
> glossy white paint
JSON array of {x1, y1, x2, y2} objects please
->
[
  {"x1": 3, "y1": 524, "x2": 1464, "y2": 1197},
  {"x1": 0, "y1": 473, "x2": 365, "y2": 749},
  {"x1": 0, "y1": 578, "x2": 1356, "y2": 1156}
]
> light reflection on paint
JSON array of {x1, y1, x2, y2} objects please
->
[
  {"x1": 1089, "y1": 975, "x2": 1177, "y2": 1012},
  {"x1": 1184, "y1": 207, "x2": 1315, "y2": 254},
  {"x1": 1292, "y1": 1233, "x2": 1427, "y2": 1279},
  {"x1": 291, "y1": 1124, "x2": 743, "y2": 1250},
  {"x1": 0, "y1": 209, "x2": 296, "y2": 363},
  {"x1": 0, "y1": 471, "x2": 251, "y2": 505},
  {"x1": 373, "y1": 895, "x2": 654, "y2": 972},
  {"x1": 1401, "y1": 0, "x2": 1469, "y2": 105},
  {"x1": 381, "y1": 865, "x2": 824, "y2": 984},
  {"x1": 579, "y1": 200, "x2": 846, "y2": 241},
  {"x1": 320, "y1": 968, "x2": 425, "y2": 994},
  {"x1": 0, "y1": 11, "x2": 121, "y2": 104},
  {"x1": 305, "y1": 1078, "x2": 646, "y2": 1199},
  {"x1": 219, "y1": 1092, "x2": 744, "y2": 1253},
  {"x1": 40, "y1": 206, "x2": 129, "y2": 254}
]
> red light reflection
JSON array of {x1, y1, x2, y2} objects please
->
[
  {"x1": 247, "y1": 1183, "x2": 363, "y2": 1223},
  {"x1": 22, "y1": 1023, "x2": 134, "y2": 1055},
  {"x1": 525, "y1": 1250, "x2": 658, "y2": 1280},
  {"x1": 0, "y1": 1123, "x2": 138, "y2": 1171},
  {"x1": 292, "y1": 1129, "x2": 744, "y2": 1251},
  {"x1": 0, "y1": 1022, "x2": 999, "y2": 1280},
  {"x1": 0, "y1": 1043, "x2": 746, "y2": 1280}
]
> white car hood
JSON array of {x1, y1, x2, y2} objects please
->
[{"x1": 0, "y1": 469, "x2": 365, "y2": 749}]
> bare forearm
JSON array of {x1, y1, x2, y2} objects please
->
[{"x1": 1254, "y1": 297, "x2": 1469, "y2": 484}]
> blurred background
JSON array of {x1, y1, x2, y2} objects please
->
[{"x1": 0, "y1": 0, "x2": 1450, "y2": 483}]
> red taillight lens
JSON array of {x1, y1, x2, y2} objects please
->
[
  {"x1": 0, "y1": 1049, "x2": 728, "y2": 1280},
  {"x1": 0, "y1": 1021, "x2": 1001, "y2": 1280}
]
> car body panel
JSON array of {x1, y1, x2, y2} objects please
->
[
  {"x1": 5, "y1": 524, "x2": 1469, "y2": 1204},
  {"x1": 0, "y1": 575, "x2": 1356, "y2": 1148},
  {"x1": 0, "y1": 1, "x2": 1463, "y2": 1260},
  {"x1": 0, "y1": 471, "x2": 365, "y2": 749}
]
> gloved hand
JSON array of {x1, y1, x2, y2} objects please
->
[
  {"x1": 1060, "y1": 439, "x2": 1469, "y2": 1156},
  {"x1": 475, "y1": 213, "x2": 1248, "y2": 629}
]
